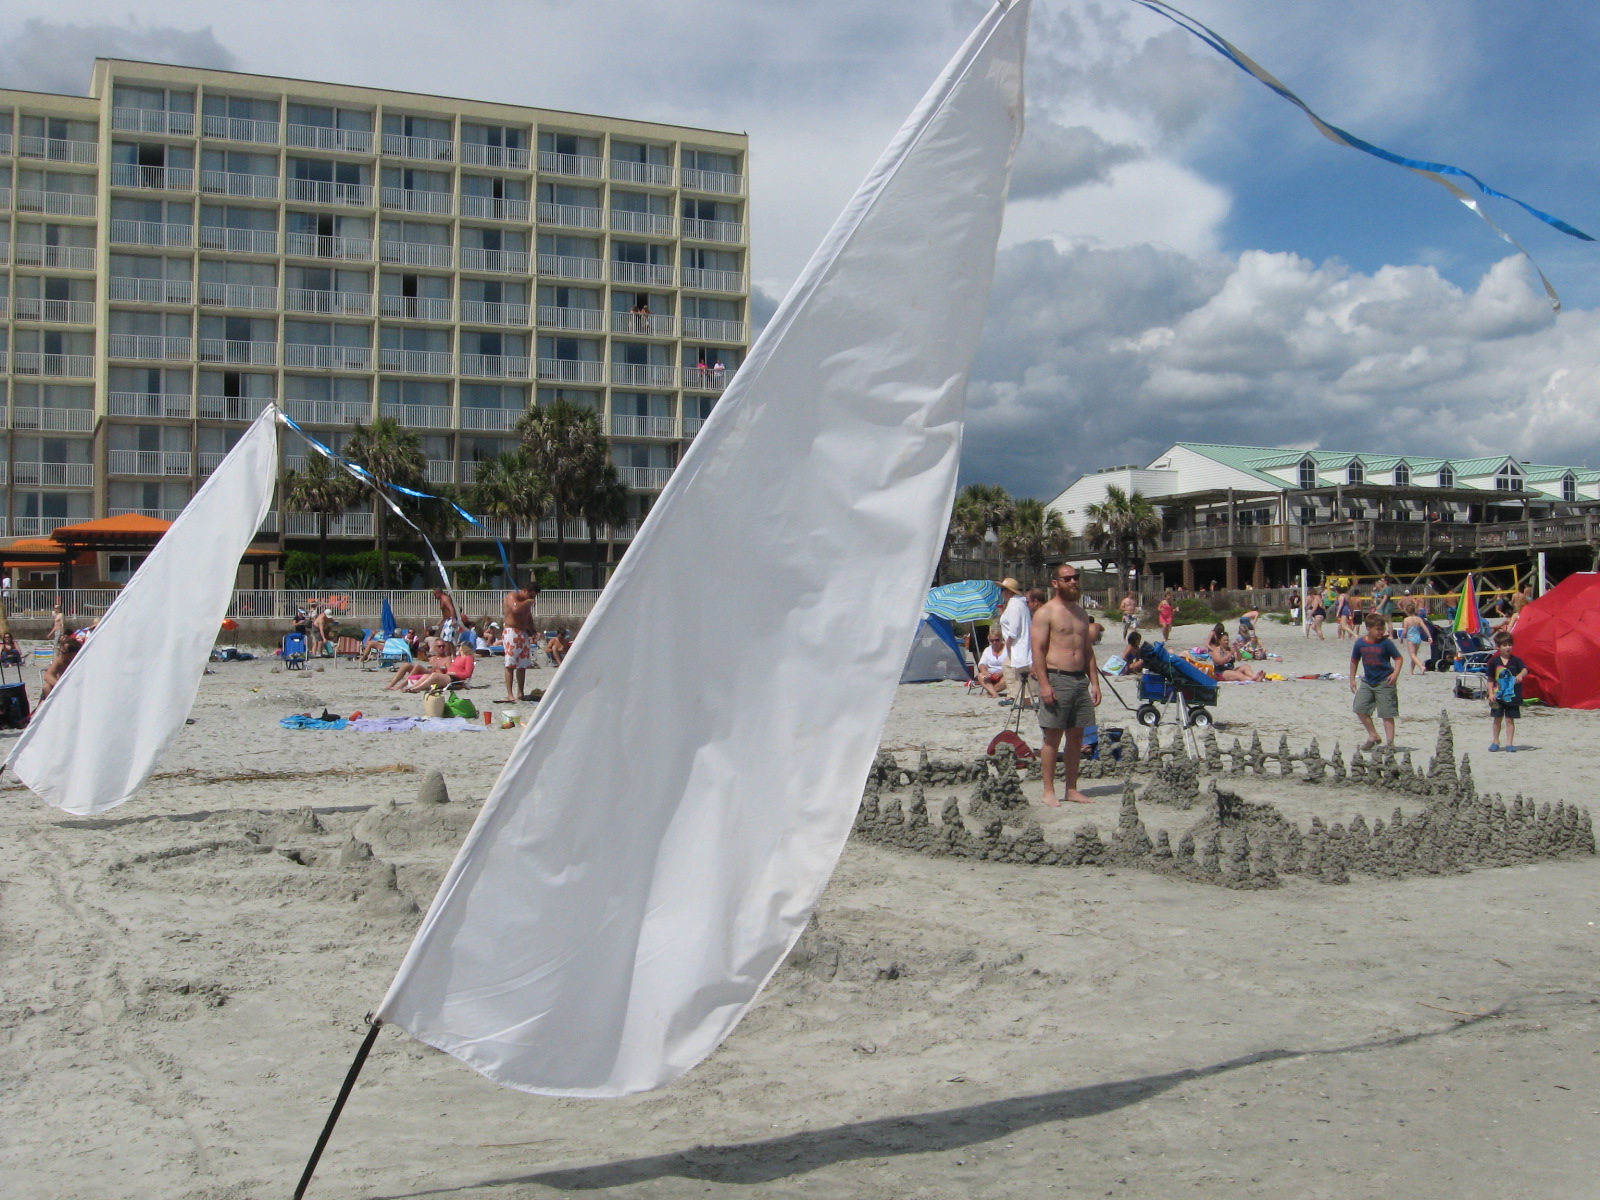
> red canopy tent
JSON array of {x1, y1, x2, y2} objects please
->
[{"x1": 1515, "y1": 573, "x2": 1600, "y2": 709}]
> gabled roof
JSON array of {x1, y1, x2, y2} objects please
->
[{"x1": 1450, "y1": 455, "x2": 1522, "y2": 477}]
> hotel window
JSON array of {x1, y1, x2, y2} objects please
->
[
  {"x1": 1563, "y1": 473, "x2": 1578, "y2": 503},
  {"x1": 1438, "y1": 465, "x2": 1455, "y2": 488}
]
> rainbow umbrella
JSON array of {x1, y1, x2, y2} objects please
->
[{"x1": 1452, "y1": 574, "x2": 1482, "y2": 636}]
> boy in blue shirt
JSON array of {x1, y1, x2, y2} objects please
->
[
  {"x1": 1486, "y1": 630, "x2": 1528, "y2": 753},
  {"x1": 1350, "y1": 612, "x2": 1403, "y2": 750}
]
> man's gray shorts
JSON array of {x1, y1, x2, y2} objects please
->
[
  {"x1": 1039, "y1": 669, "x2": 1095, "y2": 730},
  {"x1": 1353, "y1": 679, "x2": 1399, "y2": 720}
]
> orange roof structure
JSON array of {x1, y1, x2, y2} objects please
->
[{"x1": 51, "y1": 514, "x2": 175, "y2": 545}]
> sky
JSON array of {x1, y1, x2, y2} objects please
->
[{"x1": 6, "y1": 0, "x2": 1600, "y2": 500}]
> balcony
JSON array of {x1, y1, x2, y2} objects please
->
[
  {"x1": 11, "y1": 406, "x2": 95, "y2": 431},
  {"x1": 382, "y1": 133, "x2": 454, "y2": 162},
  {"x1": 682, "y1": 218, "x2": 746, "y2": 244},
  {"x1": 109, "y1": 334, "x2": 192, "y2": 361},
  {"x1": 684, "y1": 366, "x2": 733, "y2": 391},
  {"x1": 14, "y1": 298, "x2": 95, "y2": 324},
  {"x1": 461, "y1": 246, "x2": 530, "y2": 274},
  {"x1": 13, "y1": 353, "x2": 95, "y2": 377},
  {"x1": 198, "y1": 395, "x2": 275, "y2": 421},
  {"x1": 425, "y1": 459, "x2": 454, "y2": 484},
  {"x1": 111, "y1": 220, "x2": 193, "y2": 247},
  {"x1": 536, "y1": 517, "x2": 594, "y2": 540},
  {"x1": 534, "y1": 357, "x2": 603, "y2": 384},
  {"x1": 682, "y1": 168, "x2": 745, "y2": 195},
  {"x1": 283, "y1": 343, "x2": 372, "y2": 371},
  {"x1": 198, "y1": 451, "x2": 227, "y2": 477},
  {"x1": 610, "y1": 210, "x2": 675, "y2": 237},
  {"x1": 460, "y1": 406, "x2": 523, "y2": 432},
  {"x1": 461, "y1": 194, "x2": 530, "y2": 222},
  {"x1": 0, "y1": 186, "x2": 8, "y2": 209},
  {"x1": 536, "y1": 253, "x2": 603, "y2": 282},
  {"x1": 286, "y1": 125, "x2": 374, "y2": 154},
  {"x1": 461, "y1": 353, "x2": 532, "y2": 379},
  {"x1": 198, "y1": 282, "x2": 280, "y2": 311},
  {"x1": 684, "y1": 415, "x2": 707, "y2": 437},
  {"x1": 612, "y1": 261, "x2": 676, "y2": 287},
  {"x1": 111, "y1": 163, "x2": 195, "y2": 191},
  {"x1": 17, "y1": 189, "x2": 97, "y2": 218},
  {"x1": 538, "y1": 150, "x2": 604, "y2": 179},
  {"x1": 199, "y1": 338, "x2": 278, "y2": 366},
  {"x1": 109, "y1": 507, "x2": 188, "y2": 522},
  {"x1": 617, "y1": 465, "x2": 674, "y2": 489},
  {"x1": 283, "y1": 399, "x2": 374, "y2": 426},
  {"x1": 288, "y1": 232, "x2": 374, "y2": 261},
  {"x1": 381, "y1": 186, "x2": 453, "y2": 215},
  {"x1": 286, "y1": 288, "x2": 374, "y2": 316},
  {"x1": 202, "y1": 115, "x2": 280, "y2": 144},
  {"x1": 13, "y1": 461, "x2": 94, "y2": 488},
  {"x1": 108, "y1": 450, "x2": 191, "y2": 477},
  {"x1": 462, "y1": 142, "x2": 531, "y2": 170},
  {"x1": 460, "y1": 300, "x2": 530, "y2": 326},
  {"x1": 17, "y1": 136, "x2": 98, "y2": 164},
  {"x1": 535, "y1": 202, "x2": 603, "y2": 229},
  {"x1": 109, "y1": 391, "x2": 194, "y2": 418},
  {"x1": 110, "y1": 276, "x2": 193, "y2": 305},
  {"x1": 611, "y1": 312, "x2": 678, "y2": 337},
  {"x1": 381, "y1": 403, "x2": 456, "y2": 430},
  {"x1": 200, "y1": 170, "x2": 280, "y2": 199},
  {"x1": 609, "y1": 160, "x2": 674, "y2": 187},
  {"x1": 379, "y1": 294, "x2": 452, "y2": 322},
  {"x1": 611, "y1": 413, "x2": 676, "y2": 438},
  {"x1": 13, "y1": 516, "x2": 75, "y2": 537},
  {"x1": 286, "y1": 178, "x2": 372, "y2": 206},
  {"x1": 379, "y1": 347, "x2": 454, "y2": 375},
  {"x1": 0, "y1": 133, "x2": 7, "y2": 155},
  {"x1": 200, "y1": 225, "x2": 278, "y2": 255},
  {"x1": 112, "y1": 108, "x2": 195, "y2": 136},
  {"x1": 285, "y1": 511, "x2": 375, "y2": 537},
  {"x1": 15, "y1": 243, "x2": 96, "y2": 271},
  {"x1": 611, "y1": 363, "x2": 677, "y2": 388},
  {"x1": 681, "y1": 316, "x2": 747, "y2": 342},
  {"x1": 537, "y1": 305, "x2": 604, "y2": 332},
  {"x1": 382, "y1": 240, "x2": 453, "y2": 268},
  {"x1": 681, "y1": 267, "x2": 747, "y2": 293}
]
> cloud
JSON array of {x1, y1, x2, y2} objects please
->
[
  {"x1": 1009, "y1": 118, "x2": 1144, "y2": 201},
  {"x1": 0, "y1": 18, "x2": 235, "y2": 95}
]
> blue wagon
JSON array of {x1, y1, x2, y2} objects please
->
[{"x1": 1108, "y1": 642, "x2": 1219, "y2": 729}]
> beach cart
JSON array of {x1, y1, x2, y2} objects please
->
[{"x1": 1102, "y1": 642, "x2": 1219, "y2": 729}]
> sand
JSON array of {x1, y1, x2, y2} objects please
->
[{"x1": 1, "y1": 619, "x2": 1597, "y2": 1199}]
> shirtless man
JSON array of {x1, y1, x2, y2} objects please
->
[
  {"x1": 1031, "y1": 563, "x2": 1101, "y2": 806},
  {"x1": 435, "y1": 587, "x2": 460, "y2": 642},
  {"x1": 501, "y1": 579, "x2": 540, "y2": 702}
]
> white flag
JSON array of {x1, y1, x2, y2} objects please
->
[
  {"x1": 7, "y1": 407, "x2": 279, "y2": 814},
  {"x1": 377, "y1": 0, "x2": 1029, "y2": 1097}
]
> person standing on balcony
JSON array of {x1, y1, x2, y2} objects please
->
[{"x1": 501, "y1": 579, "x2": 540, "y2": 703}]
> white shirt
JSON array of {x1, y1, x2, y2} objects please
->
[
  {"x1": 979, "y1": 645, "x2": 1006, "y2": 675},
  {"x1": 999, "y1": 594, "x2": 1032, "y2": 669}
]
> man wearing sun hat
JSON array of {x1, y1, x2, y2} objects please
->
[{"x1": 998, "y1": 577, "x2": 1034, "y2": 708}]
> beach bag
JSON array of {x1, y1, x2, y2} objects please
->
[
  {"x1": 444, "y1": 692, "x2": 478, "y2": 720},
  {"x1": 423, "y1": 689, "x2": 447, "y2": 718},
  {"x1": 1494, "y1": 668, "x2": 1518, "y2": 705}
]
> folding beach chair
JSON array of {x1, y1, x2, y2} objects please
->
[
  {"x1": 333, "y1": 634, "x2": 366, "y2": 667},
  {"x1": 282, "y1": 632, "x2": 309, "y2": 671},
  {"x1": 378, "y1": 636, "x2": 412, "y2": 669}
]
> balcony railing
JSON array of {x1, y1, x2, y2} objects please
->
[
  {"x1": 461, "y1": 353, "x2": 532, "y2": 379},
  {"x1": 14, "y1": 297, "x2": 95, "y2": 324},
  {"x1": 0, "y1": 186, "x2": 9, "y2": 209},
  {"x1": 681, "y1": 217, "x2": 746, "y2": 244},
  {"x1": 200, "y1": 170, "x2": 279, "y2": 198},
  {"x1": 382, "y1": 133, "x2": 454, "y2": 162},
  {"x1": 461, "y1": 194, "x2": 530, "y2": 222},
  {"x1": 199, "y1": 338, "x2": 278, "y2": 365},
  {"x1": 198, "y1": 282, "x2": 279, "y2": 310},
  {"x1": 286, "y1": 178, "x2": 372, "y2": 206},
  {"x1": 15, "y1": 243, "x2": 96, "y2": 271},
  {"x1": 198, "y1": 451, "x2": 227, "y2": 477},
  {"x1": 609, "y1": 209, "x2": 675, "y2": 237},
  {"x1": 537, "y1": 304, "x2": 604, "y2": 332},
  {"x1": 18, "y1": 189, "x2": 97, "y2": 217},
  {"x1": 11, "y1": 406, "x2": 95, "y2": 432},
  {"x1": 681, "y1": 316, "x2": 746, "y2": 342},
  {"x1": 460, "y1": 300, "x2": 530, "y2": 326},
  {"x1": 109, "y1": 391, "x2": 194, "y2": 418},
  {"x1": 202, "y1": 115, "x2": 281, "y2": 144},
  {"x1": 286, "y1": 288, "x2": 374, "y2": 316},
  {"x1": 609, "y1": 160, "x2": 674, "y2": 187},
  {"x1": 285, "y1": 511, "x2": 375, "y2": 538},
  {"x1": 611, "y1": 261, "x2": 676, "y2": 287},
  {"x1": 286, "y1": 125, "x2": 374, "y2": 154},
  {"x1": 383, "y1": 240, "x2": 453, "y2": 268},
  {"x1": 200, "y1": 225, "x2": 278, "y2": 254},
  {"x1": 425, "y1": 460, "x2": 455, "y2": 484},
  {"x1": 611, "y1": 362, "x2": 677, "y2": 388},
  {"x1": 13, "y1": 461, "x2": 94, "y2": 488},
  {"x1": 379, "y1": 294, "x2": 452, "y2": 321},
  {"x1": 684, "y1": 366, "x2": 734, "y2": 391},
  {"x1": 112, "y1": 220, "x2": 192, "y2": 247},
  {"x1": 461, "y1": 246, "x2": 530, "y2": 273},
  {"x1": 13, "y1": 516, "x2": 73, "y2": 537},
  {"x1": 197, "y1": 395, "x2": 275, "y2": 421},
  {"x1": 681, "y1": 267, "x2": 747, "y2": 293},
  {"x1": 381, "y1": 404, "x2": 456, "y2": 430},
  {"x1": 538, "y1": 150, "x2": 604, "y2": 179},
  {"x1": 379, "y1": 347, "x2": 454, "y2": 375},
  {"x1": 617, "y1": 465, "x2": 674, "y2": 489},
  {"x1": 109, "y1": 334, "x2": 192, "y2": 361},
  {"x1": 684, "y1": 415, "x2": 707, "y2": 437},
  {"x1": 283, "y1": 343, "x2": 372, "y2": 371},
  {"x1": 381, "y1": 186, "x2": 453, "y2": 214},
  {"x1": 462, "y1": 142, "x2": 531, "y2": 170},
  {"x1": 681, "y1": 168, "x2": 745, "y2": 195},
  {"x1": 460, "y1": 406, "x2": 523, "y2": 431},
  {"x1": 613, "y1": 311, "x2": 679, "y2": 337},
  {"x1": 13, "y1": 353, "x2": 95, "y2": 377},
  {"x1": 537, "y1": 253, "x2": 603, "y2": 281},
  {"x1": 109, "y1": 507, "x2": 189, "y2": 523},
  {"x1": 18, "y1": 136, "x2": 98, "y2": 164},
  {"x1": 110, "y1": 276, "x2": 193, "y2": 305},
  {"x1": 111, "y1": 163, "x2": 194, "y2": 191},
  {"x1": 288, "y1": 232, "x2": 374, "y2": 260},
  {"x1": 112, "y1": 107, "x2": 195, "y2": 136},
  {"x1": 534, "y1": 357, "x2": 603, "y2": 383},
  {"x1": 536, "y1": 202, "x2": 603, "y2": 229},
  {"x1": 611, "y1": 413, "x2": 676, "y2": 438},
  {"x1": 283, "y1": 399, "x2": 374, "y2": 426},
  {"x1": 108, "y1": 450, "x2": 191, "y2": 477}
]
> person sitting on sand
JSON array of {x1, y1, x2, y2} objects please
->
[
  {"x1": 399, "y1": 642, "x2": 478, "y2": 694},
  {"x1": 1117, "y1": 630, "x2": 1149, "y2": 676},
  {"x1": 1207, "y1": 627, "x2": 1264, "y2": 682},
  {"x1": 40, "y1": 635, "x2": 80, "y2": 700},
  {"x1": 546, "y1": 629, "x2": 570, "y2": 666},
  {"x1": 975, "y1": 631, "x2": 1008, "y2": 700},
  {"x1": 383, "y1": 644, "x2": 454, "y2": 692}
]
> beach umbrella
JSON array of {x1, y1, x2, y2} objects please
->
[
  {"x1": 925, "y1": 579, "x2": 1003, "y2": 622},
  {"x1": 1452, "y1": 574, "x2": 1482, "y2": 637},
  {"x1": 380, "y1": 596, "x2": 397, "y2": 638},
  {"x1": 1514, "y1": 573, "x2": 1600, "y2": 708}
]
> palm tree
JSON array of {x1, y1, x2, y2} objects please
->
[
  {"x1": 346, "y1": 416, "x2": 426, "y2": 586},
  {"x1": 940, "y1": 483, "x2": 1013, "y2": 582},
  {"x1": 1083, "y1": 485, "x2": 1162, "y2": 589},
  {"x1": 517, "y1": 399, "x2": 608, "y2": 586},
  {"x1": 282, "y1": 452, "x2": 361, "y2": 589},
  {"x1": 577, "y1": 463, "x2": 629, "y2": 587},
  {"x1": 999, "y1": 497, "x2": 1069, "y2": 586},
  {"x1": 468, "y1": 450, "x2": 550, "y2": 586}
]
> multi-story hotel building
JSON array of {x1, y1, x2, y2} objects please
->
[{"x1": 0, "y1": 60, "x2": 750, "y2": 582}]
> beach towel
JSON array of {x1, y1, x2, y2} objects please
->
[{"x1": 279, "y1": 714, "x2": 349, "y2": 731}]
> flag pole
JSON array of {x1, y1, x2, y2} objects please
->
[{"x1": 292, "y1": 1017, "x2": 382, "y2": 1200}]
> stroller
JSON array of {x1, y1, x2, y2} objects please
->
[
  {"x1": 1451, "y1": 630, "x2": 1493, "y2": 698},
  {"x1": 1104, "y1": 642, "x2": 1219, "y2": 729}
]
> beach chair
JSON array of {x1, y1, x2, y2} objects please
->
[
  {"x1": 282, "y1": 632, "x2": 308, "y2": 671},
  {"x1": 1452, "y1": 631, "x2": 1492, "y2": 675},
  {"x1": 378, "y1": 636, "x2": 412, "y2": 668},
  {"x1": 333, "y1": 633, "x2": 366, "y2": 667}
]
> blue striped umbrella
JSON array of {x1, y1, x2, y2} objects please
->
[{"x1": 925, "y1": 579, "x2": 1004, "y2": 622}]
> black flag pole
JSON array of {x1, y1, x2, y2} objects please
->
[{"x1": 293, "y1": 1016, "x2": 383, "y2": 1200}]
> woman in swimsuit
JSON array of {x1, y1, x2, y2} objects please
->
[
  {"x1": 1399, "y1": 600, "x2": 1432, "y2": 674},
  {"x1": 1306, "y1": 591, "x2": 1327, "y2": 640},
  {"x1": 1208, "y1": 629, "x2": 1264, "y2": 682},
  {"x1": 1334, "y1": 589, "x2": 1355, "y2": 639}
]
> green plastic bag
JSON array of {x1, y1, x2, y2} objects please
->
[{"x1": 444, "y1": 692, "x2": 478, "y2": 720}]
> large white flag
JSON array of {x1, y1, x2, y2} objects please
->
[
  {"x1": 377, "y1": 0, "x2": 1029, "y2": 1096},
  {"x1": 7, "y1": 407, "x2": 278, "y2": 814}
]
